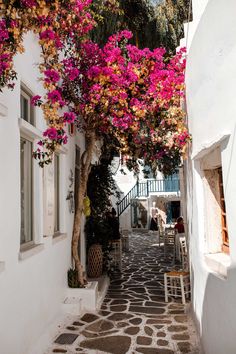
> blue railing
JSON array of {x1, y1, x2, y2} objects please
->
[{"x1": 117, "y1": 177, "x2": 180, "y2": 216}]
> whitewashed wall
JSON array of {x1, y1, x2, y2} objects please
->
[
  {"x1": 112, "y1": 162, "x2": 182, "y2": 230},
  {"x1": 180, "y1": 0, "x2": 209, "y2": 50},
  {"x1": 0, "y1": 33, "x2": 86, "y2": 354},
  {"x1": 186, "y1": 1, "x2": 236, "y2": 353}
]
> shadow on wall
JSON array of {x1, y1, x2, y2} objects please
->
[
  {"x1": 192, "y1": 264, "x2": 236, "y2": 354},
  {"x1": 111, "y1": 180, "x2": 124, "y2": 208}
]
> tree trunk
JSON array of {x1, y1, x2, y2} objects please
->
[{"x1": 72, "y1": 130, "x2": 96, "y2": 287}]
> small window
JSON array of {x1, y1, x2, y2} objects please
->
[
  {"x1": 54, "y1": 154, "x2": 60, "y2": 233},
  {"x1": 203, "y1": 162, "x2": 230, "y2": 255},
  {"x1": 20, "y1": 86, "x2": 35, "y2": 125},
  {"x1": 218, "y1": 168, "x2": 229, "y2": 253},
  {"x1": 20, "y1": 137, "x2": 33, "y2": 247}
]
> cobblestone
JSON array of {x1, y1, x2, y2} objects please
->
[{"x1": 46, "y1": 232, "x2": 200, "y2": 354}]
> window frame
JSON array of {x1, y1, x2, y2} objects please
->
[
  {"x1": 20, "y1": 134, "x2": 34, "y2": 251},
  {"x1": 218, "y1": 167, "x2": 229, "y2": 254},
  {"x1": 19, "y1": 84, "x2": 39, "y2": 252},
  {"x1": 54, "y1": 153, "x2": 60, "y2": 234},
  {"x1": 20, "y1": 85, "x2": 35, "y2": 126}
]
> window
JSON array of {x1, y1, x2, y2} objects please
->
[
  {"x1": 20, "y1": 85, "x2": 36, "y2": 250},
  {"x1": 203, "y1": 158, "x2": 230, "y2": 254},
  {"x1": 198, "y1": 142, "x2": 231, "y2": 276},
  {"x1": 203, "y1": 164, "x2": 230, "y2": 276},
  {"x1": 20, "y1": 86, "x2": 34, "y2": 125},
  {"x1": 218, "y1": 168, "x2": 229, "y2": 253},
  {"x1": 54, "y1": 154, "x2": 60, "y2": 233},
  {"x1": 166, "y1": 201, "x2": 181, "y2": 223},
  {"x1": 20, "y1": 137, "x2": 33, "y2": 247}
]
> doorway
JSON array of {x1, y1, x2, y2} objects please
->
[{"x1": 166, "y1": 201, "x2": 180, "y2": 223}]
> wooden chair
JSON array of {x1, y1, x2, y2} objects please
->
[
  {"x1": 164, "y1": 270, "x2": 190, "y2": 304},
  {"x1": 179, "y1": 235, "x2": 188, "y2": 270},
  {"x1": 164, "y1": 235, "x2": 190, "y2": 304},
  {"x1": 164, "y1": 228, "x2": 176, "y2": 260},
  {"x1": 175, "y1": 232, "x2": 185, "y2": 262}
]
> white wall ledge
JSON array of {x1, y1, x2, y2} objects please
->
[
  {"x1": 192, "y1": 133, "x2": 230, "y2": 160},
  {"x1": 52, "y1": 233, "x2": 67, "y2": 244},
  {"x1": 204, "y1": 252, "x2": 230, "y2": 279},
  {"x1": 19, "y1": 244, "x2": 44, "y2": 261},
  {"x1": 18, "y1": 118, "x2": 42, "y2": 139}
]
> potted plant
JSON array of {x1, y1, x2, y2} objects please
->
[{"x1": 85, "y1": 155, "x2": 120, "y2": 277}]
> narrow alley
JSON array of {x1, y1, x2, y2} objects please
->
[
  {"x1": 47, "y1": 232, "x2": 199, "y2": 354},
  {"x1": 1, "y1": 2, "x2": 236, "y2": 353}
]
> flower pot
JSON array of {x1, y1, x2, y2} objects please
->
[{"x1": 87, "y1": 244, "x2": 103, "y2": 278}]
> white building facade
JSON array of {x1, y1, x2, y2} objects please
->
[
  {"x1": 113, "y1": 163, "x2": 185, "y2": 232},
  {"x1": 186, "y1": 0, "x2": 236, "y2": 353},
  {"x1": 0, "y1": 33, "x2": 87, "y2": 354}
]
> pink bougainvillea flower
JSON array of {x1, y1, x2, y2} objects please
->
[
  {"x1": 44, "y1": 69, "x2": 60, "y2": 83},
  {"x1": 43, "y1": 127, "x2": 58, "y2": 140},
  {"x1": 62, "y1": 135, "x2": 68, "y2": 144},
  {"x1": 63, "y1": 112, "x2": 76, "y2": 123},
  {"x1": 47, "y1": 90, "x2": 62, "y2": 103},
  {"x1": 0, "y1": 54, "x2": 10, "y2": 75},
  {"x1": 39, "y1": 29, "x2": 56, "y2": 41},
  {"x1": 119, "y1": 30, "x2": 133, "y2": 40},
  {"x1": 0, "y1": 20, "x2": 9, "y2": 43},
  {"x1": 31, "y1": 95, "x2": 42, "y2": 106},
  {"x1": 20, "y1": 0, "x2": 37, "y2": 6},
  {"x1": 67, "y1": 67, "x2": 80, "y2": 81}
]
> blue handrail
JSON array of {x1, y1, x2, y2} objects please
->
[{"x1": 117, "y1": 177, "x2": 180, "y2": 216}]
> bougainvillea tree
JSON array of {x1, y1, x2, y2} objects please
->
[
  {"x1": 0, "y1": 1, "x2": 189, "y2": 286},
  {"x1": 0, "y1": 0, "x2": 120, "y2": 286},
  {"x1": 79, "y1": 32, "x2": 189, "y2": 176}
]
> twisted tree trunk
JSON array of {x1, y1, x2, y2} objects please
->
[{"x1": 72, "y1": 130, "x2": 96, "y2": 287}]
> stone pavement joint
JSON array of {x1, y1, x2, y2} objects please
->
[{"x1": 46, "y1": 232, "x2": 200, "y2": 354}]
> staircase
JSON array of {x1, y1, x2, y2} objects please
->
[{"x1": 117, "y1": 177, "x2": 180, "y2": 217}]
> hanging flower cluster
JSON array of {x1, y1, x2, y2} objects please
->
[
  {"x1": 77, "y1": 32, "x2": 189, "y2": 174},
  {"x1": 0, "y1": 1, "x2": 189, "y2": 174},
  {"x1": 0, "y1": 1, "x2": 189, "y2": 285},
  {"x1": 0, "y1": 0, "x2": 121, "y2": 165},
  {"x1": 0, "y1": 1, "x2": 93, "y2": 88}
]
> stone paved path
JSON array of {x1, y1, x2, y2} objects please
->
[{"x1": 47, "y1": 232, "x2": 200, "y2": 354}]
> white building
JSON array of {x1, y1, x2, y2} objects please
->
[
  {"x1": 0, "y1": 29, "x2": 185, "y2": 354},
  {"x1": 0, "y1": 33, "x2": 88, "y2": 354},
  {"x1": 113, "y1": 163, "x2": 185, "y2": 231},
  {"x1": 186, "y1": 0, "x2": 236, "y2": 353}
]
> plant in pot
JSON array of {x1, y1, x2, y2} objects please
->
[
  {"x1": 85, "y1": 154, "x2": 120, "y2": 278},
  {"x1": 85, "y1": 215, "x2": 113, "y2": 278},
  {"x1": 67, "y1": 268, "x2": 82, "y2": 288}
]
